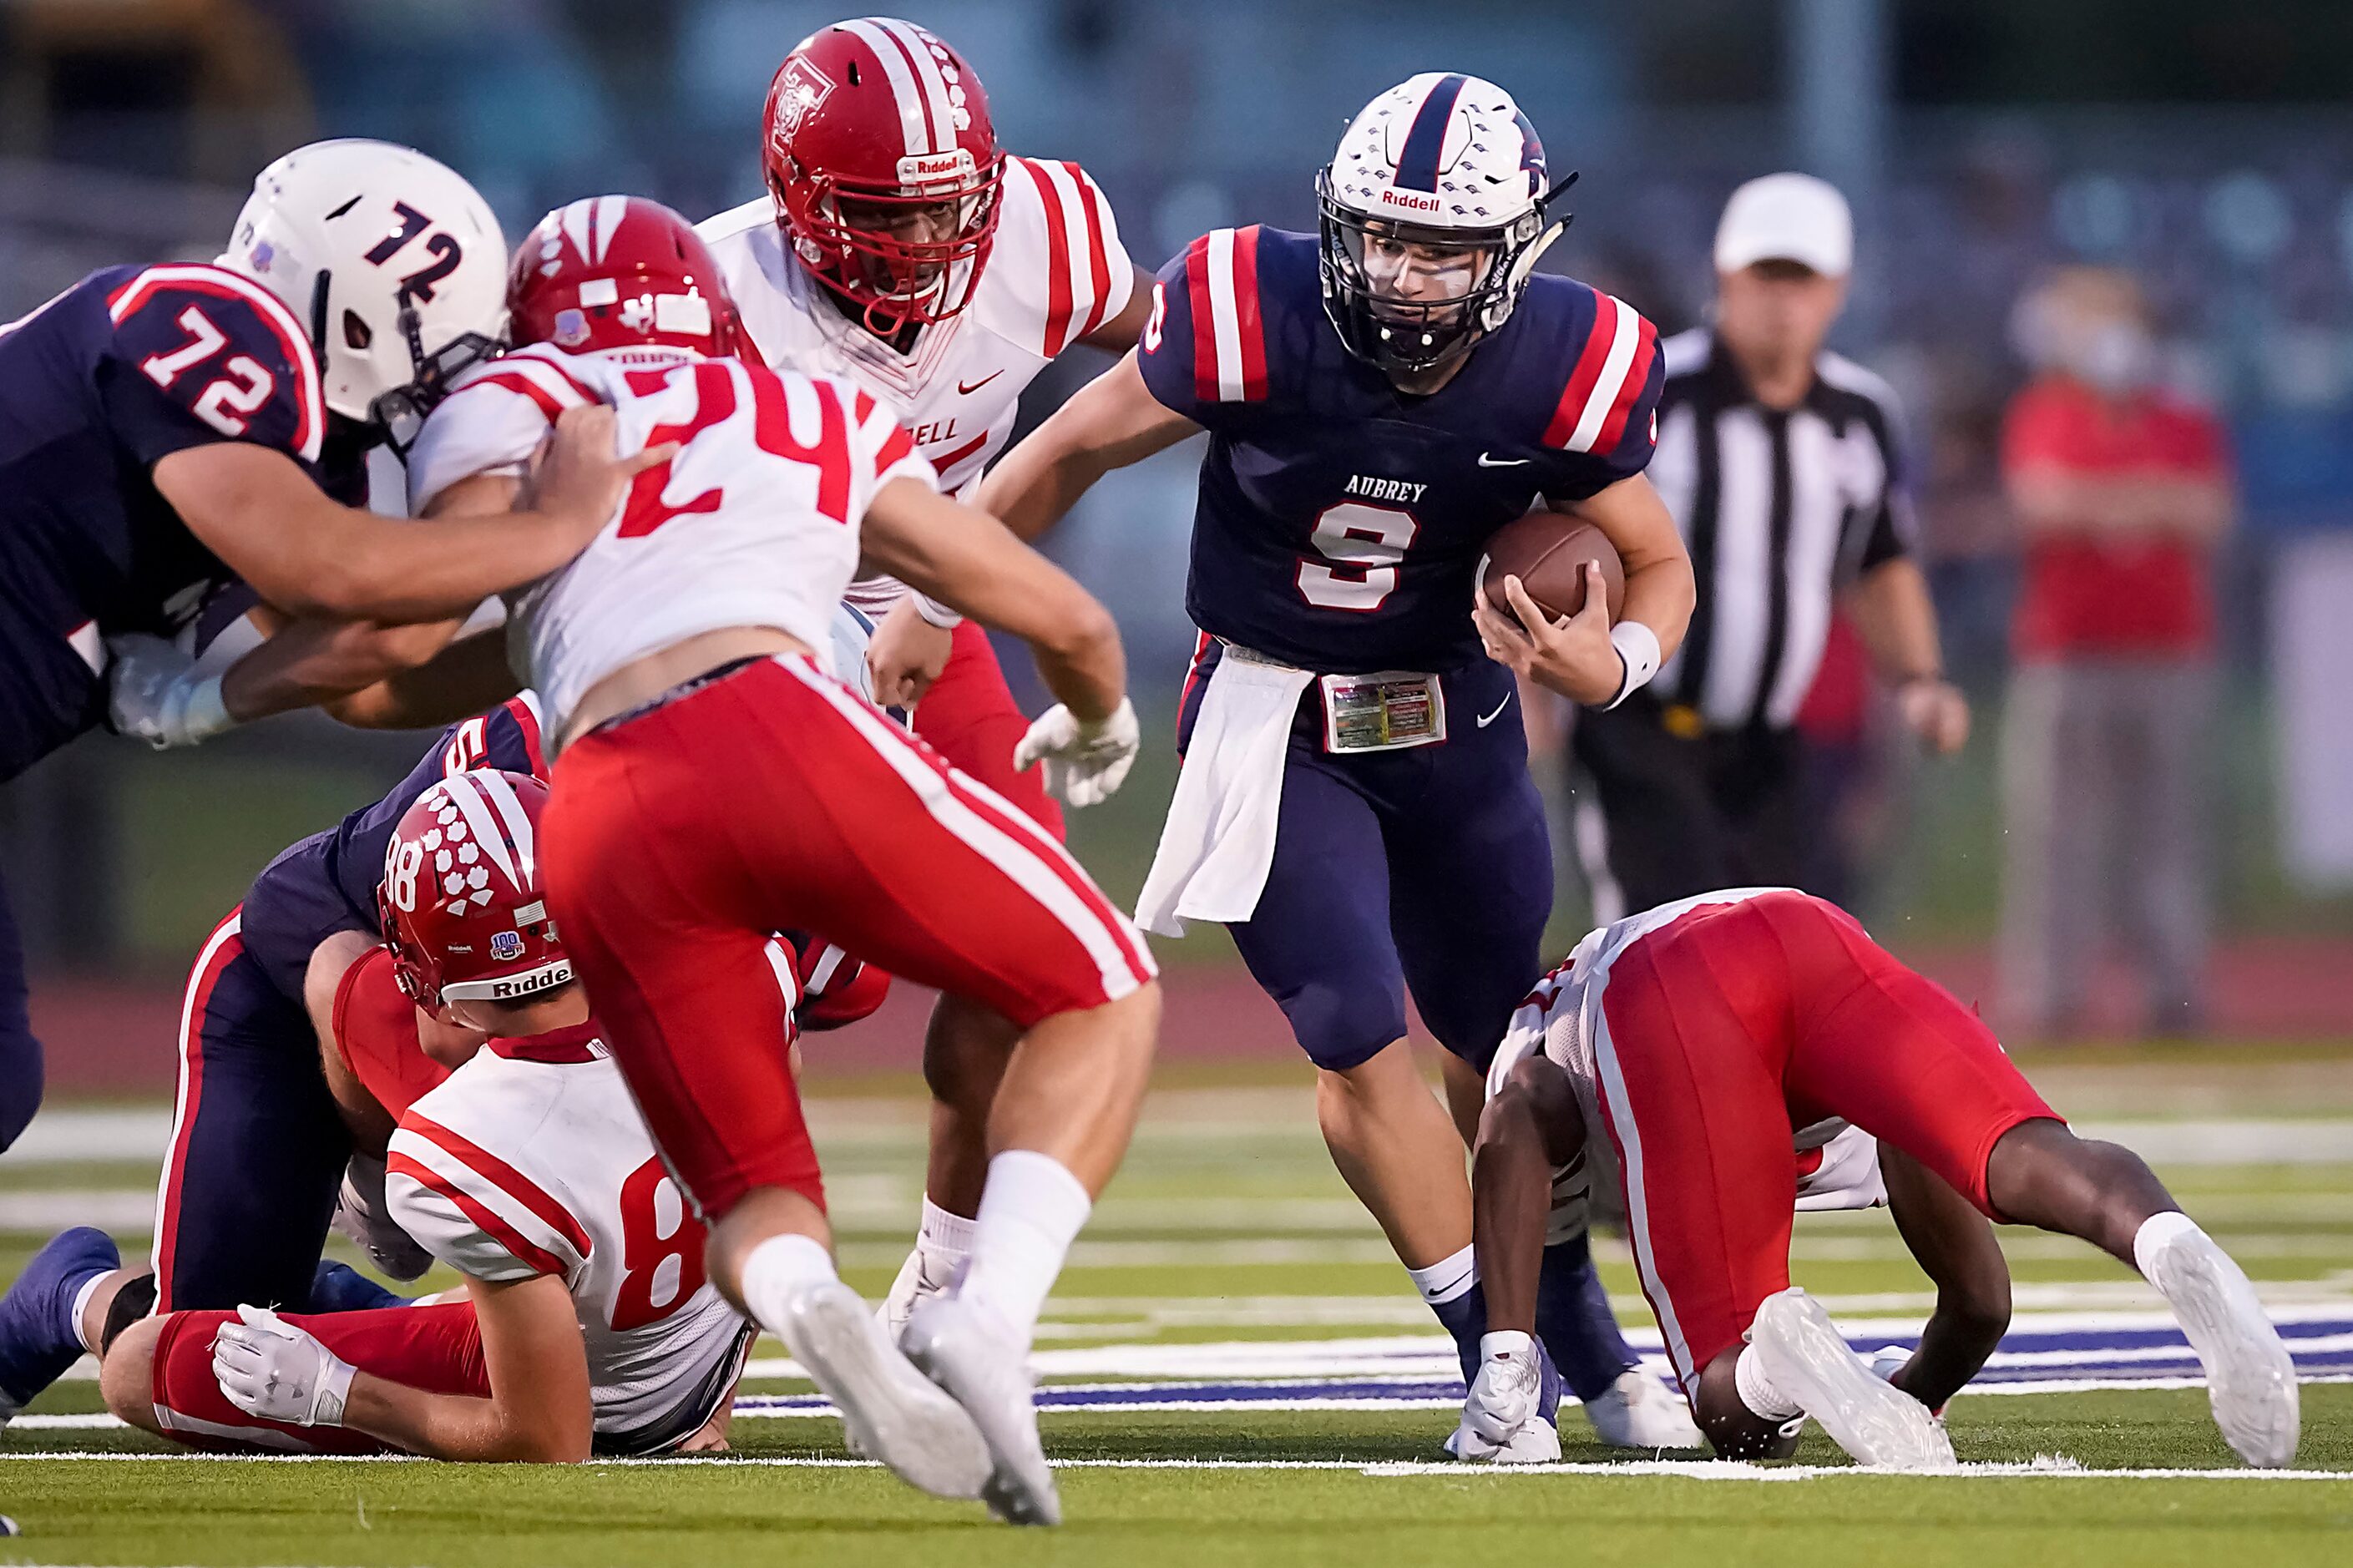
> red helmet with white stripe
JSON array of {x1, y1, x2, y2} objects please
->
[
  {"x1": 377, "y1": 770, "x2": 572, "y2": 1009},
  {"x1": 508, "y1": 195, "x2": 742, "y2": 359},
  {"x1": 762, "y1": 17, "x2": 1004, "y2": 331}
]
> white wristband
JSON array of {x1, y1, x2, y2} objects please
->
[
  {"x1": 909, "y1": 593, "x2": 964, "y2": 630},
  {"x1": 313, "y1": 1352, "x2": 357, "y2": 1427},
  {"x1": 1601, "y1": 621, "x2": 1662, "y2": 711}
]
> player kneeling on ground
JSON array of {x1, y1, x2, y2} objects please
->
[
  {"x1": 101, "y1": 771, "x2": 754, "y2": 1460},
  {"x1": 1465, "y1": 888, "x2": 2300, "y2": 1469}
]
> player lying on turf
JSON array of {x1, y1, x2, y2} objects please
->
[
  {"x1": 100, "y1": 771, "x2": 757, "y2": 1459},
  {"x1": 1466, "y1": 888, "x2": 2301, "y2": 1469},
  {"x1": 968, "y1": 72, "x2": 1700, "y2": 1457}
]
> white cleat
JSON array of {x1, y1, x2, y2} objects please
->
[
  {"x1": 902, "y1": 1296, "x2": 1060, "y2": 1526},
  {"x1": 1583, "y1": 1368, "x2": 1706, "y2": 1450},
  {"x1": 878, "y1": 1245, "x2": 954, "y2": 1345},
  {"x1": 2141, "y1": 1224, "x2": 2300, "y2": 1468},
  {"x1": 1748, "y1": 1288, "x2": 1956, "y2": 1470},
  {"x1": 775, "y1": 1280, "x2": 989, "y2": 1500},
  {"x1": 1445, "y1": 1416, "x2": 1562, "y2": 1464}
]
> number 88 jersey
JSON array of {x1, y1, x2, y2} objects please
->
[
  {"x1": 1135, "y1": 226, "x2": 1663, "y2": 675},
  {"x1": 385, "y1": 1029, "x2": 751, "y2": 1452}
]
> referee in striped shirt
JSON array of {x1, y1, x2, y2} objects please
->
[{"x1": 1570, "y1": 175, "x2": 1969, "y2": 917}]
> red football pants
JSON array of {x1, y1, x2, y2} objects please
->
[
  {"x1": 148, "y1": 1302, "x2": 486, "y2": 1454},
  {"x1": 1589, "y1": 890, "x2": 2057, "y2": 1388},
  {"x1": 913, "y1": 620, "x2": 1064, "y2": 840},
  {"x1": 542, "y1": 655, "x2": 1154, "y2": 1220}
]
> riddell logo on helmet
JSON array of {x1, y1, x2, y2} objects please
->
[
  {"x1": 897, "y1": 149, "x2": 976, "y2": 190},
  {"x1": 1379, "y1": 189, "x2": 1442, "y2": 213}
]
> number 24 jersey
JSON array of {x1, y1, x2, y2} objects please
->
[{"x1": 1136, "y1": 226, "x2": 1663, "y2": 675}]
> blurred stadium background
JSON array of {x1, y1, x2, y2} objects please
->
[{"x1": 8, "y1": 0, "x2": 2353, "y2": 1095}]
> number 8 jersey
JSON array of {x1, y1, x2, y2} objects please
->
[
  {"x1": 406, "y1": 343, "x2": 935, "y2": 740},
  {"x1": 384, "y1": 1024, "x2": 752, "y2": 1454},
  {"x1": 1135, "y1": 226, "x2": 1663, "y2": 675}
]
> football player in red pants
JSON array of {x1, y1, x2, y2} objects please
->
[{"x1": 1469, "y1": 888, "x2": 2300, "y2": 1469}]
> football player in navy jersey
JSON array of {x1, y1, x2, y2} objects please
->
[
  {"x1": 0, "y1": 139, "x2": 659, "y2": 1156},
  {"x1": 981, "y1": 75, "x2": 1701, "y2": 1454}
]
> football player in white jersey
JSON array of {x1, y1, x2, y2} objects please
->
[
  {"x1": 696, "y1": 19, "x2": 1156, "y2": 1330},
  {"x1": 102, "y1": 772, "x2": 752, "y2": 1459},
  {"x1": 1467, "y1": 888, "x2": 2300, "y2": 1470},
  {"x1": 363, "y1": 193, "x2": 1159, "y2": 1525}
]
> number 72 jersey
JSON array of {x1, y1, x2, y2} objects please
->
[{"x1": 1135, "y1": 226, "x2": 1663, "y2": 675}]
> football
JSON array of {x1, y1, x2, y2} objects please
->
[{"x1": 1479, "y1": 509, "x2": 1627, "y2": 624}]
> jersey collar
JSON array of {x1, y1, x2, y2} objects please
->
[{"x1": 488, "y1": 1019, "x2": 608, "y2": 1065}]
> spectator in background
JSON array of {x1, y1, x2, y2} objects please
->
[
  {"x1": 1998, "y1": 267, "x2": 2232, "y2": 1039},
  {"x1": 1566, "y1": 175, "x2": 1969, "y2": 920}
]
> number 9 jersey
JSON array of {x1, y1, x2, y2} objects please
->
[{"x1": 1135, "y1": 226, "x2": 1662, "y2": 675}]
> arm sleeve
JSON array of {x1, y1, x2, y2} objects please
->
[
  {"x1": 103, "y1": 268, "x2": 328, "y2": 468},
  {"x1": 404, "y1": 373, "x2": 565, "y2": 515}
]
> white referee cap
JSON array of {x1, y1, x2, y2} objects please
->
[{"x1": 1713, "y1": 173, "x2": 1853, "y2": 279}]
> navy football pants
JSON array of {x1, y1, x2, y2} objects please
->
[
  {"x1": 1200, "y1": 659, "x2": 1554, "y2": 1072},
  {"x1": 0, "y1": 868, "x2": 42, "y2": 1151},
  {"x1": 152, "y1": 909, "x2": 351, "y2": 1313}
]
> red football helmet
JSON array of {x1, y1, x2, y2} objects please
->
[
  {"x1": 762, "y1": 17, "x2": 1004, "y2": 331},
  {"x1": 508, "y1": 195, "x2": 742, "y2": 358},
  {"x1": 377, "y1": 769, "x2": 573, "y2": 1009}
]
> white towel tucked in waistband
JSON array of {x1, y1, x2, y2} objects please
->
[{"x1": 1133, "y1": 651, "x2": 1315, "y2": 938}]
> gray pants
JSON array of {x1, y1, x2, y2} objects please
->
[{"x1": 1998, "y1": 658, "x2": 2216, "y2": 1034}]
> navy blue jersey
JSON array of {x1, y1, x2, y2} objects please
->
[
  {"x1": 1136, "y1": 227, "x2": 1662, "y2": 675},
  {"x1": 0, "y1": 262, "x2": 332, "y2": 780},
  {"x1": 240, "y1": 694, "x2": 548, "y2": 1000}
]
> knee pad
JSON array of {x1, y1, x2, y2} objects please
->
[{"x1": 101, "y1": 1274, "x2": 159, "y2": 1356}]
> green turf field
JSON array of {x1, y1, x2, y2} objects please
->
[{"x1": 1, "y1": 1054, "x2": 2349, "y2": 1565}]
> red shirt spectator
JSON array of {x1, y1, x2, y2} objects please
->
[{"x1": 2001, "y1": 376, "x2": 2231, "y2": 661}]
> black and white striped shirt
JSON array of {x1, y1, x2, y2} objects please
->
[{"x1": 1647, "y1": 327, "x2": 1913, "y2": 730}]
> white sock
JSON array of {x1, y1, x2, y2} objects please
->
[
  {"x1": 1733, "y1": 1343, "x2": 1804, "y2": 1421},
  {"x1": 69, "y1": 1269, "x2": 119, "y2": 1357},
  {"x1": 2133, "y1": 1210, "x2": 2204, "y2": 1278},
  {"x1": 956, "y1": 1151, "x2": 1091, "y2": 1343},
  {"x1": 1405, "y1": 1244, "x2": 1479, "y2": 1307},
  {"x1": 915, "y1": 1195, "x2": 978, "y2": 1277},
  {"x1": 736, "y1": 1233, "x2": 839, "y2": 1338}
]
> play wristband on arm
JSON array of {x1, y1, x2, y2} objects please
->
[
  {"x1": 910, "y1": 593, "x2": 964, "y2": 630},
  {"x1": 1600, "y1": 621, "x2": 1662, "y2": 711}
]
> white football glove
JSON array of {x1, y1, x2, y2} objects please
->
[
  {"x1": 105, "y1": 633, "x2": 233, "y2": 750},
  {"x1": 1462, "y1": 1329, "x2": 1542, "y2": 1449},
  {"x1": 1013, "y1": 697, "x2": 1140, "y2": 808},
  {"x1": 211, "y1": 1304, "x2": 357, "y2": 1428}
]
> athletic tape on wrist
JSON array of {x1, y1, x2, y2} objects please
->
[{"x1": 1602, "y1": 621, "x2": 1662, "y2": 710}]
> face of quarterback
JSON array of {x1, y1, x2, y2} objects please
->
[{"x1": 1356, "y1": 221, "x2": 1496, "y2": 325}]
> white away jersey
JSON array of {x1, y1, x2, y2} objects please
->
[
  {"x1": 385, "y1": 1032, "x2": 751, "y2": 1450},
  {"x1": 1486, "y1": 888, "x2": 1887, "y2": 1228},
  {"x1": 697, "y1": 156, "x2": 1132, "y2": 611},
  {"x1": 404, "y1": 343, "x2": 936, "y2": 738}
]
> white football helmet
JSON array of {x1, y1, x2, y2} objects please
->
[
  {"x1": 217, "y1": 139, "x2": 508, "y2": 444},
  {"x1": 1317, "y1": 73, "x2": 1571, "y2": 375}
]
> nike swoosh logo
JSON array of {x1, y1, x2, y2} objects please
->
[
  {"x1": 958, "y1": 371, "x2": 1004, "y2": 396},
  {"x1": 1477, "y1": 693, "x2": 1513, "y2": 727},
  {"x1": 1477, "y1": 453, "x2": 1531, "y2": 468}
]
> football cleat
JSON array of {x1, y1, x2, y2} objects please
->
[
  {"x1": 878, "y1": 1244, "x2": 958, "y2": 1345},
  {"x1": 1445, "y1": 1415, "x2": 1562, "y2": 1464},
  {"x1": 0, "y1": 1227, "x2": 117, "y2": 1426},
  {"x1": 308, "y1": 1260, "x2": 409, "y2": 1315},
  {"x1": 777, "y1": 1279, "x2": 990, "y2": 1500},
  {"x1": 901, "y1": 1296, "x2": 1060, "y2": 1526},
  {"x1": 2140, "y1": 1224, "x2": 2300, "y2": 1468},
  {"x1": 1748, "y1": 1288, "x2": 1956, "y2": 1470},
  {"x1": 1581, "y1": 1368, "x2": 1706, "y2": 1450}
]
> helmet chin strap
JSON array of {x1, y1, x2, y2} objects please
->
[{"x1": 1492, "y1": 173, "x2": 1579, "y2": 326}]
